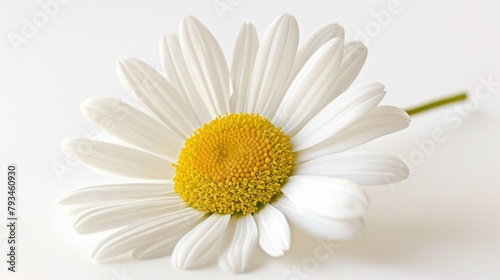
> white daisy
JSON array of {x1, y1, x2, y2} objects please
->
[{"x1": 59, "y1": 14, "x2": 410, "y2": 273}]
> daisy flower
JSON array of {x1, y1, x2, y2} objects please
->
[{"x1": 59, "y1": 14, "x2": 410, "y2": 273}]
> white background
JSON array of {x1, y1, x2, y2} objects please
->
[{"x1": 1, "y1": 0, "x2": 500, "y2": 279}]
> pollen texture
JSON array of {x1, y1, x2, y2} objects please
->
[{"x1": 173, "y1": 113, "x2": 295, "y2": 215}]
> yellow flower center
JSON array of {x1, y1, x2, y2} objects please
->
[{"x1": 173, "y1": 113, "x2": 295, "y2": 215}]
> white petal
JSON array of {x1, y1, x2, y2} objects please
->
[
  {"x1": 218, "y1": 215, "x2": 258, "y2": 273},
  {"x1": 160, "y1": 34, "x2": 212, "y2": 125},
  {"x1": 159, "y1": 34, "x2": 190, "y2": 104},
  {"x1": 293, "y1": 82, "x2": 386, "y2": 151},
  {"x1": 297, "y1": 106, "x2": 410, "y2": 162},
  {"x1": 179, "y1": 16, "x2": 230, "y2": 117},
  {"x1": 62, "y1": 138, "x2": 173, "y2": 180},
  {"x1": 132, "y1": 230, "x2": 187, "y2": 259},
  {"x1": 57, "y1": 181, "x2": 174, "y2": 205},
  {"x1": 117, "y1": 58, "x2": 197, "y2": 138},
  {"x1": 278, "y1": 41, "x2": 368, "y2": 133},
  {"x1": 283, "y1": 23, "x2": 344, "y2": 94},
  {"x1": 246, "y1": 14, "x2": 299, "y2": 117},
  {"x1": 61, "y1": 204, "x2": 103, "y2": 217},
  {"x1": 172, "y1": 214, "x2": 230, "y2": 270},
  {"x1": 281, "y1": 176, "x2": 368, "y2": 220},
  {"x1": 253, "y1": 204, "x2": 290, "y2": 257},
  {"x1": 81, "y1": 97, "x2": 182, "y2": 162},
  {"x1": 330, "y1": 41, "x2": 368, "y2": 95},
  {"x1": 295, "y1": 151, "x2": 410, "y2": 185},
  {"x1": 73, "y1": 198, "x2": 185, "y2": 234},
  {"x1": 273, "y1": 196, "x2": 365, "y2": 241},
  {"x1": 230, "y1": 22, "x2": 259, "y2": 113},
  {"x1": 91, "y1": 208, "x2": 204, "y2": 260},
  {"x1": 273, "y1": 38, "x2": 344, "y2": 135}
]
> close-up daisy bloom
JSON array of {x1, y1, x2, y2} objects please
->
[{"x1": 58, "y1": 13, "x2": 411, "y2": 273}]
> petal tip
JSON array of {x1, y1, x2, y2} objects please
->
[
  {"x1": 399, "y1": 160, "x2": 411, "y2": 178},
  {"x1": 117, "y1": 57, "x2": 140, "y2": 71},
  {"x1": 61, "y1": 137, "x2": 77, "y2": 154},
  {"x1": 279, "y1": 13, "x2": 295, "y2": 20},
  {"x1": 171, "y1": 256, "x2": 190, "y2": 270},
  {"x1": 80, "y1": 97, "x2": 104, "y2": 117},
  {"x1": 55, "y1": 194, "x2": 68, "y2": 205},
  {"x1": 181, "y1": 15, "x2": 203, "y2": 31}
]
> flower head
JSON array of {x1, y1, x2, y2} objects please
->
[{"x1": 59, "y1": 14, "x2": 410, "y2": 273}]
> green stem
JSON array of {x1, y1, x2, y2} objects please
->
[{"x1": 405, "y1": 92, "x2": 468, "y2": 116}]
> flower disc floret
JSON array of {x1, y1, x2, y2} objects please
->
[{"x1": 174, "y1": 113, "x2": 295, "y2": 215}]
